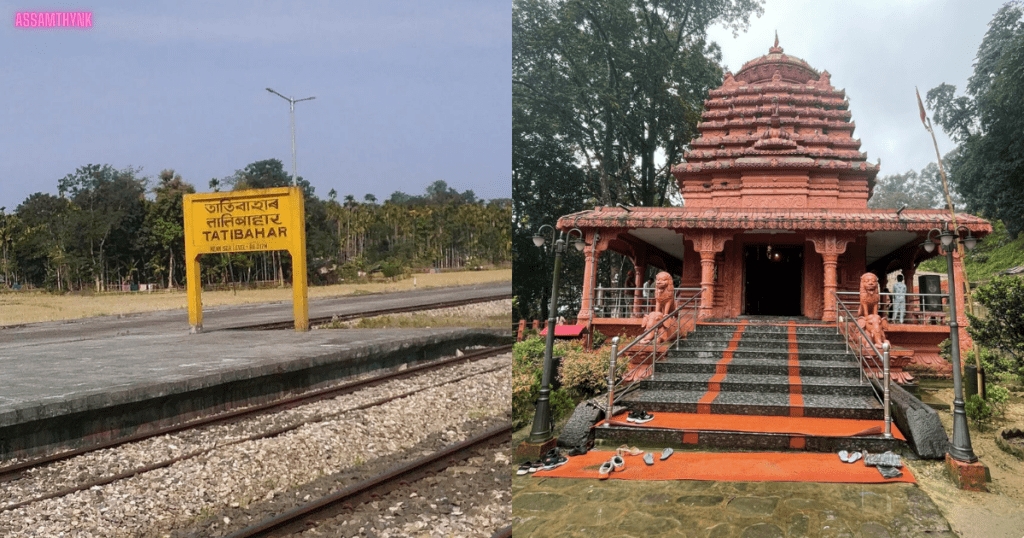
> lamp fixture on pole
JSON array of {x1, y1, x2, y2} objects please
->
[
  {"x1": 527, "y1": 224, "x2": 585, "y2": 445},
  {"x1": 266, "y1": 88, "x2": 316, "y2": 186},
  {"x1": 920, "y1": 225, "x2": 981, "y2": 463}
]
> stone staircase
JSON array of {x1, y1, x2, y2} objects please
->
[{"x1": 596, "y1": 318, "x2": 908, "y2": 454}]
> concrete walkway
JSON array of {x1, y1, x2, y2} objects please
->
[{"x1": 513, "y1": 473, "x2": 956, "y2": 537}]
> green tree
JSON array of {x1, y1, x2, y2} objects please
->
[
  {"x1": 513, "y1": 0, "x2": 762, "y2": 207},
  {"x1": 867, "y1": 162, "x2": 962, "y2": 209},
  {"x1": 967, "y1": 276, "x2": 1024, "y2": 376},
  {"x1": 146, "y1": 170, "x2": 195, "y2": 288},
  {"x1": 58, "y1": 164, "x2": 148, "y2": 291},
  {"x1": 927, "y1": 2, "x2": 1024, "y2": 236},
  {"x1": 14, "y1": 193, "x2": 73, "y2": 289}
]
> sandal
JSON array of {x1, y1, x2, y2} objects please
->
[
  {"x1": 616, "y1": 445, "x2": 644, "y2": 457},
  {"x1": 660, "y1": 447, "x2": 674, "y2": 461},
  {"x1": 643, "y1": 453, "x2": 654, "y2": 466},
  {"x1": 517, "y1": 462, "x2": 533, "y2": 475}
]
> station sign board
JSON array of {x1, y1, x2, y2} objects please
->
[{"x1": 183, "y1": 187, "x2": 308, "y2": 332}]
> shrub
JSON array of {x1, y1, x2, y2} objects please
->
[
  {"x1": 966, "y1": 394, "x2": 993, "y2": 431},
  {"x1": 987, "y1": 384, "x2": 1010, "y2": 417},
  {"x1": 558, "y1": 344, "x2": 628, "y2": 398}
]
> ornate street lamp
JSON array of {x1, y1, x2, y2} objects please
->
[
  {"x1": 921, "y1": 225, "x2": 981, "y2": 463},
  {"x1": 527, "y1": 224, "x2": 585, "y2": 445}
]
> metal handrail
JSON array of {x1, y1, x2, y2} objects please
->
[
  {"x1": 832, "y1": 291, "x2": 892, "y2": 438},
  {"x1": 592, "y1": 286, "x2": 702, "y2": 319},
  {"x1": 604, "y1": 289, "x2": 702, "y2": 415},
  {"x1": 836, "y1": 291, "x2": 949, "y2": 325}
]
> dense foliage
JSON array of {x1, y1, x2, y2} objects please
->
[
  {"x1": 927, "y1": 2, "x2": 1024, "y2": 237},
  {"x1": 0, "y1": 161, "x2": 511, "y2": 291},
  {"x1": 967, "y1": 276, "x2": 1024, "y2": 378}
]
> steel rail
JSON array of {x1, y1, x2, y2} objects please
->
[
  {"x1": 0, "y1": 344, "x2": 511, "y2": 484},
  {"x1": 223, "y1": 423, "x2": 512, "y2": 538},
  {"x1": 234, "y1": 293, "x2": 513, "y2": 330}
]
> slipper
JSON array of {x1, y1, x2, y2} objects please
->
[
  {"x1": 847, "y1": 451, "x2": 863, "y2": 464},
  {"x1": 528, "y1": 461, "x2": 543, "y2": 473},
  {"x1": 643, "y1": 453, "x2": 654, "y2": 466},
  {"x1": 611, "y1": 455, "x2": 625, "y2": 472},
  {"x1": 660, "y1": 447, "x2": 674, "y2": 461},
  {"x1": 838, "y1": 450, "x2": 850, "y2": 463},
  {"x1": 517, "y1": 462, "x2": 533, "y2": 475},
  {"x1": 616, "y1": 445, "x2": 644, "y2": 457},
  {"x1": 598, "y1": 461, "x2": 613, "y2": 479}
]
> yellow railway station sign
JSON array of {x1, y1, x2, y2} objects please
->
[{"x1": 183, "y1": 187, "x2": 308, "y2": 332}]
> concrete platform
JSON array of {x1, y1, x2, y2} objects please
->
[{"x1": 0, "y1": 283, "x2": 512, "y2": 460}]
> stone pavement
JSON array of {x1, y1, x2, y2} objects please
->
[{"x1": 512, "y1": 474, "x2": 956, "y2": 537}]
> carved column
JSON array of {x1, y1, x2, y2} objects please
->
[
  {"x1": 632, "y1": 259, "x2": 647, "y2": 317},
  {"x1": 577, "y1": 231, "x2": 599, "y2": 323},
  {"x1": 811, "y1": 233, "x2": 853, "y2": 322},
  {"x1": 695, "y1": 231, "x2": 730, "y2": 319}
]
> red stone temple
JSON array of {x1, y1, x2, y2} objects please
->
[{"x1": 557, "y1": 40, "x2": 992, "y2": 381}]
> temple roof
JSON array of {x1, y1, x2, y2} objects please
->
[
  {"x1": 559, "y1": 206, "x2": 992, "y2": 234},
  {"x1": 671, "y1": 37, "x2": 879, "y2": 207}
]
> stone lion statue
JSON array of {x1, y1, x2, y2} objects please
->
[
  {"x1": 857, "y1": 273, "x2": 880, "y2": 318},
  {"x1": 639, "y1": 272, "x2": 677, "y2": 345}
]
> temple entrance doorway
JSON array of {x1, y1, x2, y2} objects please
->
[{"x1": 744, "y1": 245, "x2": 803, "y2": 316}]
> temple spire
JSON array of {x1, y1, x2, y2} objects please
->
[{"x1": 770, "y1": 31, "x2": 783, "y2": 54}]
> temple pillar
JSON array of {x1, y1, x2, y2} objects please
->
[
  {"x1": 632, "y1": 259, "x2": 647, "y2": 317},
  {"x1": 577, "y1": 232, "x2": 599, "y2": 323},
  {"x1": 695, "y1": 231, "x2": 730, "y2": 319},
  {"x1": 810, "y1": 233, "x2": 854, "y2": 322}
]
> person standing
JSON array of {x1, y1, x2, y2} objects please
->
[{"x1": 893, "y1": 274, "x2": 907, "y2": 324}]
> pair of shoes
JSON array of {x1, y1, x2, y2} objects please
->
[
  {"x1": 627, "y1": 410, "x2": 654, "y2": 423},
  {"x1": 616, "y1": 445, "x2": 644, "y2": 457},
  {"x1": 540, "y1": 448, "x2": 568, "y2": 471},
  {"x1": 598, "y1": 455, "x2": 626, "y2": 479},
  {"x1": 517, "y1": 461, "x2": 544, "y2": 475},
  {"x1": 838, "y1": 450, "x2": 863, "y2": 463},
  {"x1": 642, "y1": 448, "x2": 673, "y2": 466}
]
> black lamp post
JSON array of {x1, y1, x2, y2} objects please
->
[
  {"x1": 527, "y1": 224, "x2": 584, "y2": 444},
  {"x1": 921, "y1": 225, "x2": 980, "y2": 463}
]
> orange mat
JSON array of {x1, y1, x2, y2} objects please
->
[
  {"x1": 533, "y1": 450, "x2": 915, "y2": 484},
  {"x1": 601, "y1": 412, "x2": 905, "y2": 440}
]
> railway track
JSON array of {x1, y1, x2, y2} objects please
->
[
  {"x1": 236, "y1": 293, "x2": 513, "y2": 330},
  {"x1": 0, "y1": 344, "x2": 511, "y2": 508},
  {"x1": 223, "y1": 423, "x2": 512, "y2": 538}
]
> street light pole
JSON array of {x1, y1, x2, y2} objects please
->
[
  {"x1": 526, "y1": 225, "x2": 585, "y2": 445},
  {"x1": 923, "y1": 226, "x2": 980, "y2": 463},
  {"x1": 266, "y1": 88, "x2": 315, "y2": 186}
]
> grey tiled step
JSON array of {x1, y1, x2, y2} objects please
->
[
  {"x1": 643, "y1": 372, "x2": 876, "y2": 397},
  {"x1": 693, "y1": 325, "x2": 839, "y2": 337},
  {"x1": 680, "y1": 339, "x2": 849, "y2": 352},
  {"x1": 668, "y1": 349, "x2": 857, "y2": 362},
  {"x1": 593, "y1": 423, "x2": 907, "y2": 454},
  {"x1": 656, "y1": 357, "x2": 861, "y2": 377},
  {"x1": 621, "y1": 389, "x2": 883, "y2": 420}
]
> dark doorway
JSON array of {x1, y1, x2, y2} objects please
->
[{"x1": 744, "y1": 245, "x2": 803, "y2": 316}]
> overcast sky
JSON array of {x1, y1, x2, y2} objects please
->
[
  {"x1": 707, "y1": 0, "x2": 1005, "y2": 183},
  {"x1": 1, "y1": 0, "x2": 511, "y2": 211}
]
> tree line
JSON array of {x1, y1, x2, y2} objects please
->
[{"x1": 0, "y1": 158, "x2": 511, "y2": 291}]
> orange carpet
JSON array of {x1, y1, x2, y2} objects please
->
[
  {"x1": 533, "y1": 450, "x2": 915, "y2": 484},
  {"x1": 601, "y1": 411, "x2": 905, "y2": 440}
]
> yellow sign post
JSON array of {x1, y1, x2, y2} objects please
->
[{"x1": 183, "y1": 186, "x2": 308, "y2": 332}]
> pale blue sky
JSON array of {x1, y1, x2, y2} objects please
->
[{"x1": 1, "y1": 0, "x2": 511, "y2": 210}]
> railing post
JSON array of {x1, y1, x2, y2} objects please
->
[
  {"x1": 883, "y1": 342, "x2": 892, "y2": 439},
  {"x1": 606, "y1": 337, "x2": 619, "y2": 425}
]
